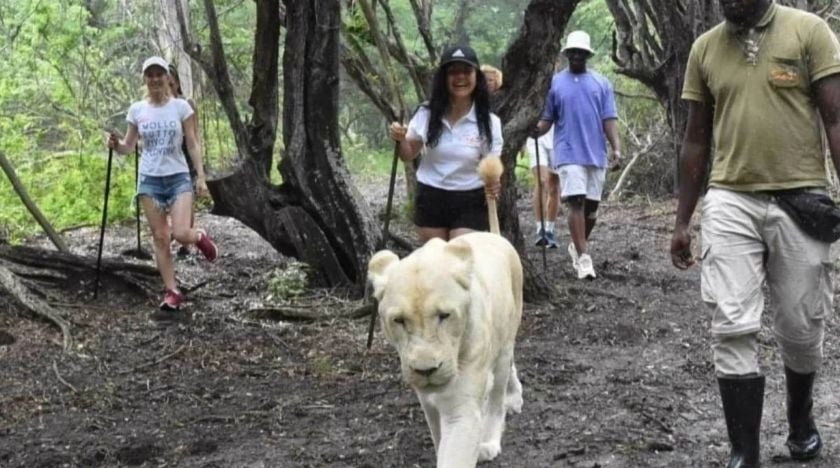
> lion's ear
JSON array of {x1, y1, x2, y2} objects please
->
[
  {"x1": 367, "y1": 250, "x2": 400, "y2": 301},
  {"x1": 443, "y1": 238, "x2": 474, "y2": 289}
]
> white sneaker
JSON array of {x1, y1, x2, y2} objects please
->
[
  {"x1": 576, "y1": 253, "x2": 596, "y2": 279},
  {"x1": 568, "y1": 243, "x2": 579, "y2": 269}
]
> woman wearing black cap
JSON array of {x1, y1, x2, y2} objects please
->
[{"x1": 389, "y1": 45, "x2": 503, "y2": 243}]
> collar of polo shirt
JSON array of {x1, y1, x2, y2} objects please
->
[{"x1": 441, "y1": 104, "x2": 477, "y2": 129}]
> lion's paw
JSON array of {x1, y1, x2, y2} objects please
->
[
  {"x1": 478, "y1": 441, "x2": 501, "y2": 462},
  {"x1": 505, "y1": 392, "x2": 523, "y2": 414}
]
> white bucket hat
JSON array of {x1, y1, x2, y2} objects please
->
[{"x1": 562, "y1": 30, "x2": 593, "y2": 54}]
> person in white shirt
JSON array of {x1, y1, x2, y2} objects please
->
[
  {"x1": 389, "y1": 45, "x2": 503, "y2": 243},
  {"x1": 524, "y1": 125, "x2": 560, "y2": 247},
  {"x1": 107, "y1": 56, "x2": 218, "y2": 315}
]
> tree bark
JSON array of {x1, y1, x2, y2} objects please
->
[
  {"x1": 157, "y1": 0, "x2": 193, "y2": 97},
  {"x1": 175, "y1": 0, "x2": 379, "y2": 289},
  {"x1": 280, "y1": 0, "x2": 380, "y2": 286}
]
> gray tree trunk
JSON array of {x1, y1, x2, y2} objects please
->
[
  {"x1": 157, "y1": 0, "x2": 193, "y2": 96},
  {"x1": 176, "y1": 0, "x2": 379, "y2": 289}
]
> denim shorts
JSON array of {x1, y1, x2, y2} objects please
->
[{"x1": 136, "y1": 172, "x2": 193, "y2": 211}]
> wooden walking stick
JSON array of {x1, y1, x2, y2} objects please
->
[
  {"x1": 357, "y1": 0, "x2": 408, "y2": 350},
  {"x1": 94, "y1": 147, "x2": 114, "y2": 298},
  {"x1": 366, "y1": 115, "x2": 403, "y2": 350},
  {"x1": 120, "y1": 146, "x2": 152, "y2": 260},
  {"x1": 478, "y1": 157, "x2": 504, "y2": 235},
  {"x1": 534, "y1": 139, "x2": 547, "y2": 271}
]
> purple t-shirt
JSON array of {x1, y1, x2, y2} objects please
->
[{"x1": 541, "y1": 69, "x2": 618, "y2": 169}]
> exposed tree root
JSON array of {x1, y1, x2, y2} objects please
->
[
  {"x1": 0, "y1": 263, "x2": 73, "y2": 351},
  {"x1": 0, "y1": 244, "x2": 161, "y2": 299},
  {"x1": 0, "y1": 245, "x2": 163, "y2": 351}
]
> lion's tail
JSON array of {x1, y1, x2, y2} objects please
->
[{"x1": 477, "y1": 157, "x2": 503, "y2": 235}]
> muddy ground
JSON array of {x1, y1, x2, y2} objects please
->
[{"x1": 3, "y1": 177, "x2": 840, "y2": 468}]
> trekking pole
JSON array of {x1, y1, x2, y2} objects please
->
[
  {"x1": 120, "y1": 146, "x2": 152, "y2": 259},
  {"x1": 534, "y1": 138, "x2": 548, "y2": 272},
  {"x1": 94, "y1": 147, "x2": 114, "y2": 298},
  {"x1": 367, "y1": 114, "x2": 404, "y2": 350},
  {"x1": 357, "y1": 0, "x2": 406, "y2": 350},
  {"x1": 134, "y1": 146, "x2": 141, "y2": 251}
]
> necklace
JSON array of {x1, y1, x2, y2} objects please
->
[{"x1": 737, "y1": 27, "x2": 768, "y2": 66}]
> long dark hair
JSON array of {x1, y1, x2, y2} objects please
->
[
  {"x1": 426, "y1": 63, "x2": 493, "y2": 151},
  {"x1": 168, "y1": 64, "x2": 184, "y2": 97}
]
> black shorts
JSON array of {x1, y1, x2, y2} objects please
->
[{"x1": 414, "y1": 182, "x2": 489, "y2": 231}]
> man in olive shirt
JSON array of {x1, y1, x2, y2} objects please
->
[{"x1": 670, "y1": 0, "x2": 840, "y2": 466}]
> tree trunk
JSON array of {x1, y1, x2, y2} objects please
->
[
  {"x1": 279, "y1": 0, "x2": 380, "y2": 286},
  {"x1": 175, "y1": 0, "x2": 379, "y2": 289},
  {"x1": 157, "y1": 0, "x2": 193, "y2": 96},
  {"x1": 493, "y1": 0, "x2": 581, "y2": 301}
]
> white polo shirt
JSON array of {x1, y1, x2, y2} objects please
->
[{"x1": 407, "y1": 105, "x2": 503, "y2": 191}]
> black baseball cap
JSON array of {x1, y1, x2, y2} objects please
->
[{"x1": 440, "y1": 45, "x2": 480, "y2": 69}]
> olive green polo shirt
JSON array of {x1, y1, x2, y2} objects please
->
[{"x1": 682, "y1": 3, "x2": 840, "y2": 191}]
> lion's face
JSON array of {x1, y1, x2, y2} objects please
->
[{"x1": 368, "y1": 239, "x2": 474, "y2": 389}]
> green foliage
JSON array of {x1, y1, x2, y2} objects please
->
[
  {"x1": 343, "y1": 141, "x2": 394, "y2": 178},
  {"x1": 265, "y1": 261, "x2": 310, "y2": 302},
  {"x1": 0, "y1": 0, "x2": 680, "y2": 242},
  {"x1": 0, "y1": 150, "x2": 136, "y2": 242},
  {"x1": 0, "y1": 0, "x2": 245, "y2": 241}
]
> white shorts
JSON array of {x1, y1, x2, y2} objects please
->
[
  {"x1": 525, "y1": 138, "x2": 554, "y2": 170},
  {"x1": 557, "y1": 164, "x2": 605, "y2": 200}
]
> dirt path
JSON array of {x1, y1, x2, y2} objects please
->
[{"x1": 2, "y1": 191, "x2": 840, "y2": 467}]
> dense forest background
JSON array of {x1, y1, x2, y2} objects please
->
[
  {"x1": 0, "y1": 0, "x2": 837, "y2": 244},
  {"x1": 0, "y1": 0, "x2": 651, "y2": 242}
]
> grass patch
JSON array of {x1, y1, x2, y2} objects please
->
[{"x1": 343, "y1": 143, "x2": 393, "y2": 178}]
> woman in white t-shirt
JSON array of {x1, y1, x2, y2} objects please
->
[
  {"x1": 389, "y1": 45, "x2": 503, "y2": 243},
  {"x1": 106, "y1": 56, "x2": 218, "y2": 315}
]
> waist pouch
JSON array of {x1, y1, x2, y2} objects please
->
[{"x1": 772, "y1": 189, "x2": 840, "y2": 242}]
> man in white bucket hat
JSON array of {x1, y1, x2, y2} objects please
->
[{"x1": 534, "y1": 30, "x2": 622, "y2": 280}]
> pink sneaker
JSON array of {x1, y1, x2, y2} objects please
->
[
  {"x1": 195, "y1": 229, "x2": 218, "y2": 262},
  {"x1": 159, "y1": 288, "x2": 185, "y2": 311}
]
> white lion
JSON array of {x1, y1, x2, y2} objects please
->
[{"x1": 368, "y1": 232, "x2": 524, "y2": 467}]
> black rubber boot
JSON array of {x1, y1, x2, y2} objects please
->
[
  {"x1": 718, "y1": 375, "x2": 765, "y2": 468},
  {"x1": 784, "y1": 367, "x2": 822, "y2": 460}
]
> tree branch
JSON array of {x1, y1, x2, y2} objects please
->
[
  {"x1": 0, "y1": 152, "x2": 68, "y2": 253},
  {"x1": 174, "y1": 0, "x2": 250, "y2": 160},
  {"x1": 356, "y1": 0, "x2": 406, "y2": 118},
  {"x1": 340, "y1": 38, "x2": 399, "y2": 121},
  {"x1": 408, "y1": 0, "x2": 435, "y2": 60},
  {"x1": 247, "y1": 0, "x2": 281, "y2": 175},
  {"x1": 377, "y1": 0, "x2": 428, "y2": 101}
]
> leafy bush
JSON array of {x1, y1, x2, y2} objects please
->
[
  {"x1": 264, "y1": 261, "x2": 310, "y2": 302},
  {"x1": 0, "y1": 150, "x2": 137, "y2": 243}
]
